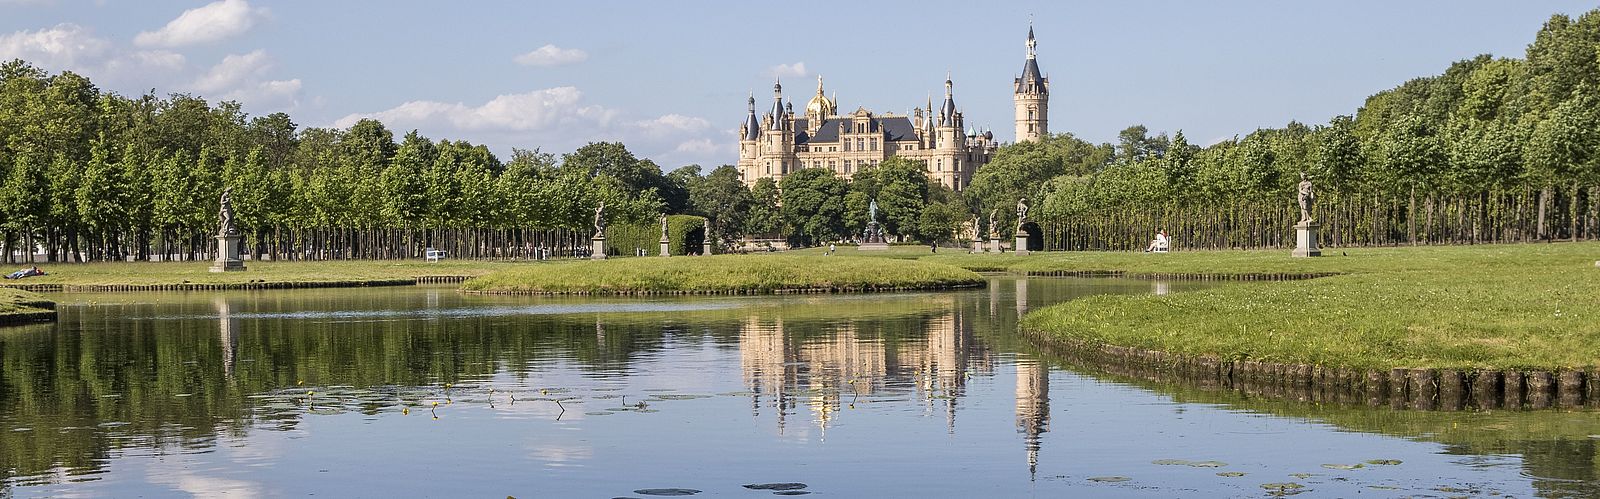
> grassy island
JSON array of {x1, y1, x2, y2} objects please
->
[
  {"x1": 460, "y1": 255, "x2": 984, "y2": 295},
  {"x1": 0, "y1": 260, "x2": 514, "y2": 292},
  {"x1": 1016, "y1": 242, "x2": 1600, "y2": 371},
  {"x1": 0, "y1": 288, "x2": 56, "y2": 325}
]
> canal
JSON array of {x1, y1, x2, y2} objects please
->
[{"x1": 1, "y1": 277, "x2": 1595, "y2": 497}]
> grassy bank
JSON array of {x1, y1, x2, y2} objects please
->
[
  {"x1": 461, "y1": 254, "x2": 984, "y2": 294},
  {"x1": 0, "y1": 288, "x2": 56, "y2": 325},
  {"x1": 1018, "y1": 242, "x2": 1600, "y2": 370},
  {"x1": 0, "y1": 260, "x2": 517, "y2": 290}
]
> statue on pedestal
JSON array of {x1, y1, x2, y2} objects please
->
[
  {"x1": 988, "y1": 208, "x2": 1000, "y2": 239},
  {"x1": 1015, "y1": 197, "x2": 1029, "y2": 231},
  {"x1": 218, "y1": 188, "x2": 238, "y2": 236},
  {"x1": 593, "y1": 202, "x2": 608, "y2": 238},
  {"x1": 1297, "y1": 172, "x2": 1315, "y2": 223},
  {"x1": 659, "y1": 213, "x2": 669, "y2": 240}
]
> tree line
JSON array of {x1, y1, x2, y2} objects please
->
[
  {"x1": 4, "y1": 9, "x2": 1598, "y2": 260},
  {"x1": 967, "y1": 10, "x2": 1600, "y2": 250}
]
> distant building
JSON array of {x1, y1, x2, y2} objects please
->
[{"x1": 736, "y1": 27, "x2": 1049, "y2": 191}]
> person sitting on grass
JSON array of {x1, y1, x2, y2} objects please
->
[{"x1": 1145, "y1": 230, "x2": 1169, "y2": 253}]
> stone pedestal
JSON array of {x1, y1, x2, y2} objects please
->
[
  {"x1": 971, "y1": 241, "x2": 983, "y2": 253},
  {"x1": 858, "y1": 221, "x2": 889, "y2": 250},
  {"x1": 1292, "y1": 221, "x2": 1321, "y2": 258},
  {"x1": 210, "y1": 235, "x2": 246, "y2": 272},
  {"x1": 702, "y1": 242, "x2": 713, "y2": 256},
  {"x1": 1014, "y1": 235, "x2": 1031, "y2": 256},
  {"x1": 659, "y1": 238, "x2": 671, "y2": 257},
  {"x1": 988, "y1": 237, "x2": 1002, "y2": 253},
  {"x1": 590, "y1": 237, "x2": 608, "y2": 260}
]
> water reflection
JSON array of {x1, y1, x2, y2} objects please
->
[{"x1": 0, "y1": 278, "x2": 1594, "y2": 497}]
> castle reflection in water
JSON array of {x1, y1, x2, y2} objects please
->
[{"x1": 735, "y1": 285, "x2": 1050, "y2": 477}]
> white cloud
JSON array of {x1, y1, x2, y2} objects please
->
[
  {"x1": 190, "y1": 50, "x2": 269, "y2": 93},
  {"x1": 135, "y1": 0, "x2": 267, "y2": 48},
  {"x1": 187, "y1": 50, "x2": 302, "y2": 112},
  {"x1": 334, "y1": 87, "x2": 616, "y2": 132},
  {"x1": 513, "y1": 44, "x2": 588, "y2": 67},
  {"x1": 333, "y1": 87, "x2": 728, "y2": 167},
  {"x1": 0, "y1": 24, "x2": 189, "y2": 88},
  {"x1": 0, "y1": 23, "x2": 111, "y2": 69},
  {"x1": 766, "y1": 62, "x2": 807, "y2": 79}
]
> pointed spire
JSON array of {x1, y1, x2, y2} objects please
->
[
  {"x1": 941, "y1": 74, "x2": 957, "y2": 125},
  {"x1": 1026, "y1": 17, "x2": 1037, "y2": 60},
  {"x1": 744, "y1": 92, "x2": 760, "y2": 140},
  {"x1": 770, "y1": 78, "x2": 785, "y2": 131}
]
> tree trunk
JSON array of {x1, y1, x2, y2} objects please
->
[{"x1": 1537, "y1": 185, "x2": 1550, "y2": 241}]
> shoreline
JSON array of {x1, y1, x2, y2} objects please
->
[{"x1": 1022, "y1": 330, "x2": 1599, "y2": 410}]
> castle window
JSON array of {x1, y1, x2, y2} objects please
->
[
  {"x1": 856, "y1": 138, "x2": 864, "y2": 151},
  {"x1": 936, "y1": 159, "x2": 942, "y2": 171},
  {"x1": 844, "y1": 160, "x2": 852, "y2": 173},
  {"x1": 1028, "y1": 109, "x2": 1035, "y2": 120},
  {"x1": 870, "y1": 139, "x2": 877, "y2": 151},
  {"x1": 765, "y1": 161, "x2": 772, "y2": 174},
  {"x1": 843, "y1": 141, "x2": 851, "y2": 152},
  {"x1": 1028, "y1": 124, "x2": 1035, "y2": 133}
]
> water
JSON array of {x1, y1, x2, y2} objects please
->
[{"x1": 1, "y1": 277, "x2": 1596, "y2": 497}]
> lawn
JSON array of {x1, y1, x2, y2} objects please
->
[
  {"x1": 0, "y1": 288, "x2": 55, "y2": 324},
  {"x1": 0, "y1": 259, "x2": 519, "y2": 288},
  {"x1": 1015, "y1": 242, "x2": 1600, "y2": 370},
  {"x1": 461, "y1": 254, "x2": 984, "y2": 294}
]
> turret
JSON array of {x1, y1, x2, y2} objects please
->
[{"x1": 1014, "y1": 24, "x2": 1049, "y2": 143}]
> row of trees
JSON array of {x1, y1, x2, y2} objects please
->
[
  {"x1": 961, "y1": 10, "x2": 1600, "y2": 249},
  {"x1": 5, "y1": 9, "x2": 1599, "y2": 259},
  {"x1": 0, "y1": 57, "x2": 759, "y2": 261}
]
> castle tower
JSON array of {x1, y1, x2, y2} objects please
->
[
  {"x1": 805, "y1": 75, "x2": 834, "y2": 134},
  {"x1": 765, "y1": 79, "x2": 796, "y2": 182},
  {"x1": 1014, "y1": 25, "x2": 1049, "y2": 143},
  {"x1": 737, "y1": 94, "x2": 761, "y2": 184},
  {"x1": 934, "y1": 75, "x2": 963, "y2": 189}
]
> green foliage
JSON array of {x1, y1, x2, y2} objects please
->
[
  {"x1": 601, "y1": 215, "x2": 706, "y2": 256},
  {"x1": 461, "y1": 254, "x2": 983, "y2": 294},
  {"x1": 779, "y1": 168, "x2": 847, "y2": 246}
]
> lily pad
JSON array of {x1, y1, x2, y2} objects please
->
[
  {"x1": 1216, "y1": 472, "x2": 1246, "y2": 477},
  {"x1": 632, "y1": 489, "x2": 701, "y2": 496},
  {"x1": 1321, "y1": 463, "x2": 1364, "y2": 470},
  {"x1": 1260, "y1": 483, "x2": 1304, "y2": 490},
  {"x1": 1364, "y1": 459, "x2": 1402, "y2": 466},
  {"x1": 744, "y1": 483, "x2": 807, "y2": 491},
  {"x1": 1289, "y1": 473, "x2": 1317, "y2": 479},
  {"x1": 772, "y1": 492, "x2": 810, "y2": 496},
  {"x1": 1187, "y1": 461, "x2": 1227, "y2": 468},
  {"x1": 1087, "y1": 476, "x2": 1131, "y2": 483},
  {"x1": 1152, "y1": 459, "x2": 1193, "y2": 466}
]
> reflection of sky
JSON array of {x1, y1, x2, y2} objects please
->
[{"x1": 1, "y1": 278, "x2": 1575, "y2": 497}]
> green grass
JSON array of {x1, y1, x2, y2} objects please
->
[
  {"x1": 460, "y1": 254, "x2": 984, "y2": 294},
  {"x1": 0, "y1": 288, "x2": 54, "y2": 318},
  {"x1": 1016, "y1": 242, "x2": 1600, "y2": 370},
  {"x1": 0, "y1": 259, "x2": 517, "y2": 287}
]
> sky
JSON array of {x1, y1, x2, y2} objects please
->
[{"x1": 1, "y1": 0, "x2": 1596, "y2": 169}]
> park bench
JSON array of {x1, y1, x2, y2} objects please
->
[{"x1": 425, "y1": 248, "x2": 446, "y2": 262}]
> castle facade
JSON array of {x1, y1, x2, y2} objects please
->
[{"x1": 736, "y1": 28, "x2": 1049, "y2": 191}]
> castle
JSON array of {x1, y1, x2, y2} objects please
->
[{"x1": 736, "y1": 27, "x2": 1049, "y2": 191}]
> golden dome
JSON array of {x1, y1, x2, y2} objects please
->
[{"x1": 805, "y1": 75, "x2": 834, "y2": 118}]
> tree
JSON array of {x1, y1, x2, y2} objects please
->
[{"x1": 687, "y1": 165, "x2": 754, "y2": 244}]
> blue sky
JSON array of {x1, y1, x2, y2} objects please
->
[{"x1": 2, "y1": 1, "x2": 1595, "y2": 168}]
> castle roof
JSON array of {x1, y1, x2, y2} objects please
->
[{"x1": 793, "y1": 116, "x2": 919, "y2": 144}]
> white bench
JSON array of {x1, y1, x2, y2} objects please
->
[{"x1": 425, "y1": 248, "x2": 446, "y2": 262}]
